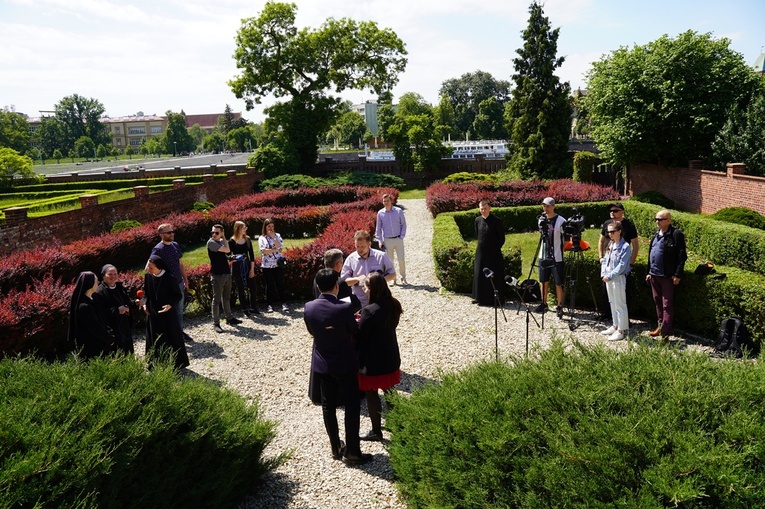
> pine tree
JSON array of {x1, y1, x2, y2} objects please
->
[{"x1": 506, "y1": 2, "x2": 572, "y2": 179}]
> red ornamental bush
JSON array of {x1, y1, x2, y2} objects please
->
[{"x1": 425, "y1": 180, "x2": 619, "y2": 217}]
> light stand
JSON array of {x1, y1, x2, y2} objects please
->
[
  {"x1": 483, "y1": 268, "x2": 507, "y2": 361},
  {"x1": 506, "y1": 278, "x2": 541, "y2": 356},
  {"x1": 562, "y1": 239, "x2": 600, "y2": 331}
]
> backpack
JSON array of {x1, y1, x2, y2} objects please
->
[{"x1": 714, "y1": 317, "x2": 750, "y2": 358}]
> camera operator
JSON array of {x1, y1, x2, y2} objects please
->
[
  {"x1": 597, "y1": 202, "x2": 639, "y2": 320},
  {"x1": 536, "y1": 197, "x2": 566, "y2": 317}
]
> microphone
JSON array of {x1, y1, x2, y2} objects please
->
[
  {"x1": 482, "y1": 267, "x2": 494, "y2": 278},
  {"x1": 504, "y1": 275, "x2": 518, "y2": 287}
]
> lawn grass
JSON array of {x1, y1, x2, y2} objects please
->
[
  {"x1": 399, "y1": 188, "x2": 427, "y2": 199},
  {"x1": 508, "y1": 228, "x2": 602, "y2": 275},
  {"x1": 181, "y1": 237, "x2": 316, "y2": 269}
]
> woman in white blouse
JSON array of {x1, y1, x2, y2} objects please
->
[{"x1": 258, "y1": 218, "x2": 288, "y2": 313}]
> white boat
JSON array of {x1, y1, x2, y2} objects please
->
[{"x1": 364, "y1": 140, "x2": 509, "y2": 161}]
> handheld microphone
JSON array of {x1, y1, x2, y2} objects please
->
[
  {"x1": 504, "y1": 275, "x2": 518, "y2": 287},
  {"x1": 482, "y1": 267, "x2": 494, "y2": 278}
]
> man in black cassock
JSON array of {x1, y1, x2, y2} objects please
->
[{"x1": 472, "y1": 200, "x2": 505, "y2": 306}]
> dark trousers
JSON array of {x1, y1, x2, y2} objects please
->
[
  {"x1": 231, "y1": 261, "x2": 258, "y2": 310},
  {"x1": 650, "y1": 275, "x2": 676, "y2": 335},
  {"x1": 262, "y1": 266, "x2": 287, "y2": 304},
  {"x1": 319, "y1": 370, "x2": 361, "y2": 457}
]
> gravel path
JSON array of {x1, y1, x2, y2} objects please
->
[{"x1": 152, "y1": 199, "x2": 699, "y2": 509}]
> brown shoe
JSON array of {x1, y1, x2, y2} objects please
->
[{"x1": 649, "y1": 327, "x2": 662, "y2": 337}]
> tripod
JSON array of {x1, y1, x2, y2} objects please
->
[
  {"x1": 484, "y1": 270, "x2": 508, "y2": 361},
  {"x1": 562, "y1": 240, "x2": 599, "y2": 331}
]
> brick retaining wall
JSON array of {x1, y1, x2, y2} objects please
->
[
  {"x1": 0, "y1": 170, "x2": 262, "y2": 255},
  {"x1": 628, "y1": 162, "x2": 765, "y2": 215}
]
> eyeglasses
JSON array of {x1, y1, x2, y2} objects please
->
[
  {"x1": 161, "y1": 230, "x2": 175, "y2": 234},
  {"x1": 654, "y1": 217, "x2": 668, "y2": 222},
  {"x1": 211, "y1": 231, "x2": 220, "y2": 235},
  {"x1": 607, "y1": 230, "x2": 618, "y2": 234},
  {"x1": 609, "y1": 209, "x2": 622, "y2": 213}
]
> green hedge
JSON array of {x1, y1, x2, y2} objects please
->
[
  {"x1": 0, "y1": 355, "x2": 286, "y2": 508},
  {"x1": 434, "y1": 202, "x2": 765, "y2": 348},
  {"x1": 433, "y1": 212, "x2": 521, "y2": 294},
  {"x1": 625, "y1": 201, "x2": 765, "y2": 276},
  {"x1": 388, "y1": 342, "x2": 765, "y2": 508}
]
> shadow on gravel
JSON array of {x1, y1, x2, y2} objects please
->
[
  {"x1": 184, "y1": 340, "x2": 226, "y2": 360},
  {"x1": 396, "y1": 370, "x2": 436, "y2": 393},
  {"x1": 239, "y1": 472, "x2": 298, "y2": 509},
  {"x1": 397, "y1": 283, "x2": 439, "y2": 293}
]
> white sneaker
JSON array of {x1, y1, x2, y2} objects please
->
[
  {"x1": 282, "y1": 303, "x2": 289, "y2": 312},
  {"x1": 608, "y1": 331, "x2": 624, "y2": 341},
  {"x1": 601, "y1": 326, "x2": 617, "y2": 335},
  {"x1": 400, "y1": 277, "x2": 408, "y2": 285}
]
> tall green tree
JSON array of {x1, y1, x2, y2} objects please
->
[
  {"x1": 203, "y1": 132, "x2": 226, "y2": 153},
  {"x1": 188, "y1": 124, "x2": 207, "y2": 151},
  {"x1": 229, "y1": 1, "x2": 407, "y2": 171},
  {"x1": 433, "y1": 94, "x2": 458, "y2": 141},
  {"x1": 227, "y1": 126, "x2": 257, "y2": 152},
  {"x1": 36, "y1": 117, "x2": 66, "y2": 157},
  {"x1": 379, "y1": 93, "x2": 451, "y2": 172},
  {"x1": 216, "y1": 104, "x2": 247, "y2": 136},
  {"x1": 472, "y1": 97, "x2": 506, "y2": 140},
  {"x1": 0, "y1": 110, "x2": 31, "y2": 153},
  {"x1": 164, "y1": 111, "x2": 194, "y2": 155},
  {"x1": 327, "y1": 111, "x2": 367, "y2": 148},
  {"x1": 711, "y1": 93, "x2": 765, "y2": 176},
  {"x1": 586, "y1": 30, "x2": 764, "y2": 168},
  {"x1": 74, "y1": 136, "x2": 95, "y2": 159},
  {"x1": 54, "y1": 94, "x2": 110, "y2": 150},
  {"x1": 439, "y1": 71, "x2": 510, "y2": 139},
  {"x1": 0, "y1": 147, "x2": 38, "y2": 187},
  {"x1": 505, "y1": 2, "x2": 572, "y2": 179}
]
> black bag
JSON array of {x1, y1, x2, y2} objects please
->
[
  {"x1": 519, "y1": 279, "x2": 542, "y2": 303},
  {"x1": 714, "y1": 317, "x2": 750, "y2": 358},
  {"x1": 694, "y1": 262, "x2": 715, "y2": 275},
  {"x1": 277, "y1": 257, "x2": 286, "y2": 268}
]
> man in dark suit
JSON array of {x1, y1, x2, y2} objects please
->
[{"x1": 304, "y1": 268, "x2": 371, "y2": 466}]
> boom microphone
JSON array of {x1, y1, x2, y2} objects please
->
[
  {"x1": 482, "y1": 267, "x2": 494, "y2": 278},
  {"x1": 504, "y1": 275, "x2": 518, "y2": 287}
]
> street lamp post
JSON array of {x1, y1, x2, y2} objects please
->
[{"x1": 173, "y1": 141, "x2": 177, "y2": 157}]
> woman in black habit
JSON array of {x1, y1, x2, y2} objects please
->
[
  {"x1": 68, "y1": 271, "x2": 118, "y2": 359},
  {"x1": 142, "y1": 255, "x2": 189, "y2": 370},
  {"x1": 472, "y1": 200, "x2": 506, "y2": 306},
  {"x1": 93, "y1": 264, "x2": 135, "y2": 354}
]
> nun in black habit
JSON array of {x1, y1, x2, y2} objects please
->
[
  {"x1": 68, "y1": 271, "x2": 119, "y2": 359},
  {"x1": 143, "y1": 255, "x2": 189, "y2": 370},
  {"x1": 472, "y1": 200, "x2": 506, "y2": 306},
  {"x1": 93, "y1": 264, "x2": 135, "y2": 354}
]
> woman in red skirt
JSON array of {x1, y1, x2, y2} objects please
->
[{"x1": 356, "y1": 272, "x2": 402, "y2": 442}]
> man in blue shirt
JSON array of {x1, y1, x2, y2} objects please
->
[
  {"x1": 150, "y1": 223, "x2": 189, "y2": 335},
  {"x1": 646, "y1": 210, "x2": 687, "y2": 340},
  {"x1": 375, "y1": 194, "x2": 407, "y2": 285}
]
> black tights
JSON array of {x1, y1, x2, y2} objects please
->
[{"x1": 364, "y1": 389, "x2": 395, "y2": 433}]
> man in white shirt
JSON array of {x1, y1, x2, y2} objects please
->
[{"x1": 375, "y1": 194, "x2": 407, "y2": 285}]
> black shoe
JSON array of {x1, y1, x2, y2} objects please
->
[
  {"x1": 360, "y1": 429, "x2": 383, "y2": 442},
  {"x1": 471, "y1": 299, "x2": 479, "y2": 305},
  {"x1": 331, "y1": 440, "x2": 346, "y2": 460},
  {"x1": 213, "y1": 324, "x2": 224, "y2": 334},
  {"x1": 227, "y1": 317, "x2": 242, "y2": 325},
  {"x1": 249, "y1": 307, "x2": 261, "y2": 316},
  {"x1": 533, "y1": 303, "x2": 548, "y2": 313},
  {"x1": 183, "y1": 332, "x2": 194, "y2": 342},
  {"x1": 556, "y1": 306, "x2": 564, "y2": 319},
  {"x1": 342, "y1": 453, "x2": 372, "y2": 466}
]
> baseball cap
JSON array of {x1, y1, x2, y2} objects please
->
[
  {"x1": 610, "y1": 202, "x2": 625, "y2": 211},
  {"x1": 542, "y1": 197, "x2": 555, "y2": 206}
]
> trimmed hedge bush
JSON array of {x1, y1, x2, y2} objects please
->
[
  {"x1": 441, "y1": 172, "x2": 494, "y2": 184},
  {"x1": 631, "y1": 190, "x2": 674, "y2": 209},
  {"x1": 388, "y1": 342, "x2": 765, "y2": 508},
  {"x1": 711, "y1": 206, "x2": 765, "y2": 231},
  {"x1": 0, "y1": 355, "x2": 286, "y2": 508}
]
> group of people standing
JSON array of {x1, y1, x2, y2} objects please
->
[{"x1": 472, "y1": 197, "x2": 687, "y2": 341}]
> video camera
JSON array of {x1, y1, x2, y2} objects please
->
[
  {"x1": 537, "y1": 214, "x2": 549, "y2": 235},
  {"x1": 561, "y1": 208, "x2": 586, "y2": 243}
]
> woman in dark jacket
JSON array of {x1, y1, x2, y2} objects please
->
[
  {"x1": 229, "y1": 220, "x2": 260, "y2": 316},
  {"x1": 356, "y1": 272, "x2": 402, "y2": 442},
  {"x1": 93, "y1": 264, "x2": 135, "y2": 354},
  {"x1": 142, "y1": 255, "x2": 189, "y2": 370},
  {"x1": 68, "y1": 271, "x2": 118, "y2": 359}
]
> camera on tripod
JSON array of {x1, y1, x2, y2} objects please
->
[
  {"x1": 561, "y1": 208, "x2": 586, "y2": 244},
  {"x1": 537, "y1": 214, "x2": 549, "y2": 234}
]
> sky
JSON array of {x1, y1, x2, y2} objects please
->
[{"x1": 1, "y1": 0, "x2": 763, "y2": 123}]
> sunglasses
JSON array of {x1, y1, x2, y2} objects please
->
[
  {"x1": 654, "y1": 217, "x2": 668, "y2": 222},
  {"x1": 211, "y1": 231, "x2": 220, "y2": 235},
  {"x1": 607, "y1": 230, "x2": 618, "y2": 234},
  {"x1": 161, "y1": 230, "x2": 175, "y2": 234},
  {"x1": 609, "y1": 209, "x2": 622, "y2": 213}
]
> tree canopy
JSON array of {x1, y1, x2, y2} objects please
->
[
  {"x1": 54, "y1": 94, "x2": 111, "y2": 150},
  {"x1": 0, "y1": 147, "x2": 38, "y2": 187},
  {"x1": 711, "y1": 93, "x2": 765, "y2": 176},
  {"x1": 0, "y1": 111, "x2": 31, "y2": 154},
  {"x1": 164, "y1": 111, "x2": 195, "y2": 155},
  {"x1": 229, "y1": 1, "x2": 407, "y2": 170},
  {"x1": 439, "y1": 71, "x2": 510, "y2": 139},
  {"x1": 586, "y1": 30, "x2": 764, "y2": 168},
  {"x1": 505, "y1": 2, "x2": 572, "y2": 179}
]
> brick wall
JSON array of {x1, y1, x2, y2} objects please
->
[
  {"x1": 627, "y1": 162, "x2": 765, "y2": 215},
  {"x1": 0, "y1": 170, "x2": 262, "y2": 255}
]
